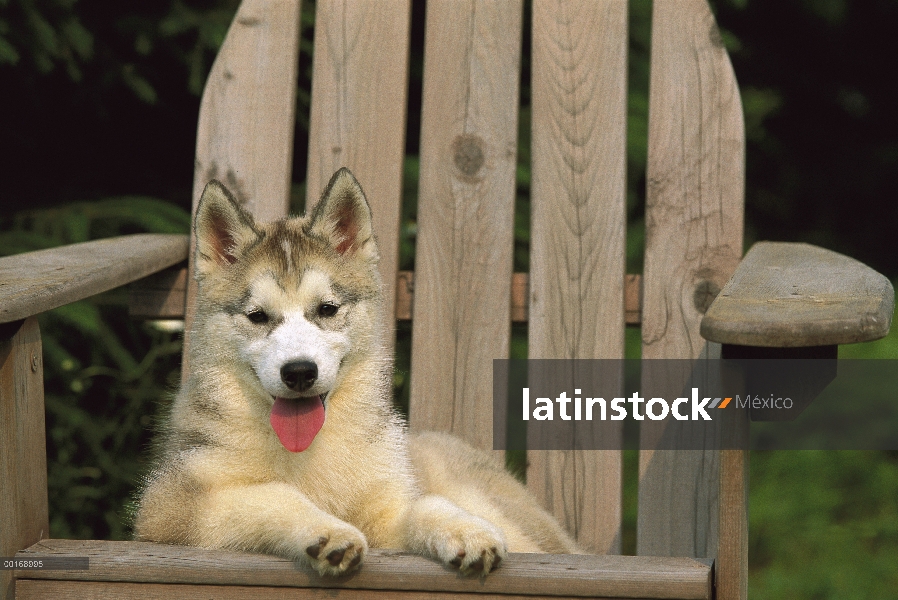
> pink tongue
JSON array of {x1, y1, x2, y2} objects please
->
[{"x1": 270, "y1": 396, "x2": 325, "y2": 452}]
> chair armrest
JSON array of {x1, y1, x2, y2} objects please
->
[
  {"x1": 0, "y1": 234, "x2": 189, "y2": 324},
  {"x1": 701, "y1": 241, "x2": 894, "y2": 347}
]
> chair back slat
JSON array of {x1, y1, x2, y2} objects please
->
[
  {"x1": 526, "y1": 0, "x2": 628, "y2": 554},
  {"x1": 305, "y1": 0, "x2": 411, "y2": 342},
  {"x1": 637, "y1": 0, "x2": 745, "y2": 576},
  {"x1": 183, "y1": 0, "x2": 302, "y2": 375},
  {"x1": 408, "y1": 0, "x2": 523, "y2": 452}
]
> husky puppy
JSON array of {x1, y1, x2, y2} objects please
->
[{"x1": 134, "y1": 168, "x2": 580, "y2": 576}]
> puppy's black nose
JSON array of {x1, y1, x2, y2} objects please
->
[{"x1": 280, "y1": 360, "x2": 318, "y2": 392}]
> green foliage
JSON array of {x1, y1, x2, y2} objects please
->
[
  {"x1": 747, "y1": 297, "x2": 898, "y2": 597},
  {"x1": 0, "y1": 0, "x2": 237, "y2": 102},
  {"x1": 0, "y1": 198, "x2": 189, "y2": 539},
  {"x1": 750, "y1": 451, "x2": 898, "y2": 599},
  {"x1": 156, "y1": 0, "x2": 237, "y2": 96},
  {"x1": 0, "y1": 0, "x2": 94, "y2": 77}
]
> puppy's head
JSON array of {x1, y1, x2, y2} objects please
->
[{"x1": 192, "y1": 168, "x2": 382, "y2": 451}]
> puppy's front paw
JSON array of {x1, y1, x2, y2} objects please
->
[
  {"x1": 301, "y1": 522, "x2": 368, "y2": 576},
  {"x1": 434, "y1": 518, "x2": 507, "y2": 576}
]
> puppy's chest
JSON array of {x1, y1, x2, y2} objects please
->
[{"x1": 275, "y1": 452, "x2": 367, "y2": 519}]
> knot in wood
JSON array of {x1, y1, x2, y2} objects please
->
[
  {"x1": 693, "y1": 279, "x2": 721, "y2": 314},
  {"x1": 452, "y1": 134, "x2": 485, "y2": 180}
]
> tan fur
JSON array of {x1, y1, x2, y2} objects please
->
[{"x1": 134, "y1": 168, "x2": 580, "y2": 576}]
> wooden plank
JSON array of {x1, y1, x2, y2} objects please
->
[
  {"x1": 715, "y1": 450, "x2": 748, "y2": 600},
  {"x1": 0, "y1": 234, "x2": 188, "y2": 324},
  {"x1": 403, "y1": 272, "x2": 640, "y2": 324},
  {"x1": 190, "y1": 0, "x2": 301, "y2": 222},
  {"x1": 0, "y1": 318, "x2": 48, "y2": 600},
  {"x1": 638, "y1": 6, "x2": 745, "y2": 600},
  {"x1": 527, "y1": 0, "x2": 628, "y2": 555},
  {"x1": 304, "y1": 0, "x2": 411, "y2": 354},
  {"x1": 14, "y1": 579, "x2": 706, "y2": 600},
  {"x1": 712, "y1": 351, "x2": 751, "y2": 600},
  {"x1": 129, "y1": 271, "x2": 645, "y2": 324},
  {"x1": 184, "y1": 0, "x2": 302, "y2": 378},
  {"x1": 16, "y1": 540, "x2": 713, "y2": 599},
  {"x1": 408, "y1": 0, "x2": 522, "y2": 451},
  {"x1": 640, "y1": 0, "x2": 744, "y2": 361},
  {"x1": 13, "y1": 580, "x2": 653, "y2": 600},
  {"x1": 701, "y1": 241, "x2": 894, "y2": 347},
  {"x1": 128, "y1": 267, "x2": 188, "y2": 320},
  {"x1": 625, "y1": 274, "x2": 642, "y2": 324}
]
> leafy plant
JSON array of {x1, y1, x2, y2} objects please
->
[{"x1": 0, "y1": 197, "x2": 189, "y2": 540}]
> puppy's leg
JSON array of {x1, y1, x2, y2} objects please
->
[
  {"x1": 195, "y1": 482, "x2": 367, "y2": 576},
  {"x1": 402, "y1": 495, "x2": 507, "y2": 576}
]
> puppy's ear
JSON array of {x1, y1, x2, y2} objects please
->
[
  {"x1": 308, "y1": 168, "x2": 378, "y2": 262},
  {"x1": 194, "y1": 180, "x2": 260, "y2": 278}
]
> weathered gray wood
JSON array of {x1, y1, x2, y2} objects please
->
[
  {"x1": 1, "y1": 318, "x2": 48, "y2": 600},
  {"x1": 713, "y1": 354, "x2": 751, "y2": 600},
  {"x1": 638, "y1": 7, "x2": 745, "y2": 600},
  {"x1": 0, "y1": 235, "x2": 188, "y2": 324},
  {"x1": 641, "y1": 0, "x2": 744, "y2": 361},
  {"x1": 701, "y1": 241, "x2": 894, "y2": 347},
  {"x1": 184, "y1": 0, "x2": 302, "y2": 379},
  {"x1": 408, "y1": 0, "x2": 522, "y2": 451},
  {"x1": 128, "y1": 267, "x2": 188, "y2": 320},
  {"x1": 715, "y1": 450, "x2": 748, "y2": 600},
  {"x1": 13, "y1": 580, "x2": 691, "y2": 600},
  {"x1": 16, "y1": 540, "x2": 713, "y2": 599},
  {"x1": 190, "y1": 0, "x2": 301, "y2": 222},
  {"x1": 305, "y1": 0, "x2": 411, "y2": 352},
  {"x1": 129, "y1": 270, "x2": 646, "y2": 325},
  {"x1": 527, "y1": 0, "x2": 628, "y2": 555}
]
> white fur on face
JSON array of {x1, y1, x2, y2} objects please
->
[
  {"x1": 239, "y1": 269, "x2": 351, "y2": 399},
  {"x1": 244, "y1": 311, "x2": 350, "y2": 399}
]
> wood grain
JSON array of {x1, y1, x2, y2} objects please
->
[
  {"x1": 16, "y1": 540, "x2": 713, "y2": 599},
  {"x1": 129, "y1": 271, "x2": 645, "y2": 324},
  {"x1": 641, "y1": 0, "x2": 744, "y2": 362},
  {"x1": 638, "y1": 6, "x2": 745, "y2": 599},
  {"x1": 527, "y1": 0, "x2": 628, "y2": 554},
  {"x1": 717, "y1": 445, "x2": 749, "y2": 600},
  {"x1": 408, "y1": 0, "x2": 522, "y2": 451},
  {"x1": 701, "y1": 241, "x2": 894, "y2": 347},
  {"x1": 184, "y1": 0, "x2": 302, "y2": 379},
  {"x1": 0, "y1": 234, "x2": 188, "y2": 324},
  {"x1": 304, "y1": 0, "x2": 411, "y2": 351},
  {"x1": 402, "y1": 272, "x2": 641, "y2": 324},
  {"x1": 1, "y1": 318, "x2": 49, "y2": 600},
  {"x1": 14, "y1": 579, "x2": 655, "y2": 600},
  {"x1": 128, "y1": 267, "x2": 188, "y2": 320}
]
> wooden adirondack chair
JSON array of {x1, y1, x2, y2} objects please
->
[{"x1": 2, "y1": 1, "x2": 893, "y2": 599}]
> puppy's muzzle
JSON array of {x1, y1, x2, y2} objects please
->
[{"x1": 281, "y1": 360, "x2": 318, "y2": 392}]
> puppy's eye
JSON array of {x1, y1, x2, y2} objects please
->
[
  {"x1": 318, "y1": 303, "x2": 339, "y2": 318},
  {"x1": 246, "y1": 309, "x2": 269, "y2": 324}
]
